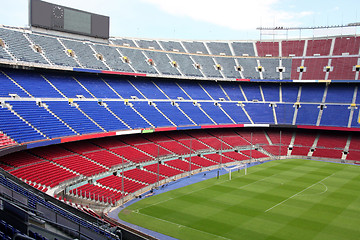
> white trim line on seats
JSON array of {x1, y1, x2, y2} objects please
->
[
  {"x1": 116, "y1": 129, "x2": 141, "y2": 135},
  {"x1": 244, "y1": 124, "x2": 270, "y2": 127}
]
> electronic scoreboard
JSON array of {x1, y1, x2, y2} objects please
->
[{"x1": 29, "y1": 0, "x2": 109, "y2": 39}]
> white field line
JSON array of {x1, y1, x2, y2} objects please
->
[
  {"x1": 265, "y1": 173, "x2": 334, "y2": 212},
  {"x1": 135, "y1": 211, "x2": 232, "y2": 240},
  {"x1": 298, "y1": 182, "x2": 328, "y2": 196}
]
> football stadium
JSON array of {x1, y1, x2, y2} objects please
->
[{"x1": 0, "y1": 0, "x2": 360, "y2": 239}]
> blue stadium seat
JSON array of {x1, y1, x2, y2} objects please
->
[
  {"x1": 45, "y1": 101, "x2": 103, "y2": 134},
  {"x1": 105, "y1": 101, "x2": 151, "y2": 129},
  {"x1": 320, "y1": 105, "x2": 351, "y2": 127},
  {"x1": 155, "y1": 102, "x2": 193, "y2": 126},
  {"x1": 276, "y1": 104, "x2": 295, "y2": 125},
  {"x1": 296, "y1": 104, "x2": 320, "y2": 125},
  {"x1": 244, "y1": 103, "x2": 274, "y2": 124},
  {"x1": 77, "y1": 101, "x2": 129, "y2": 131},
  {"x1": 9, "y1": 101, "x2": 75, "y2": 139},
  {"x1": 0, "y1": 106, "x2": 46, "y2": 143},
  {"x1": 5, "y1": 70, "x2": 63, "y2": 98},
  {"x1": 131, "y1": 101, "x2": 173, "y2": 127},
  {"x1": 177, "y1": 102, "x2": 213, "y2": 125},
  {"x1": 220, "y1": 102, "x2": 251, "y2": 124},
  {"x1": 200, "y1": 102, "x2": 233, "y2": 124}
]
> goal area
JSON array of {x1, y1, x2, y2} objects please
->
[{"x1": 223, "y1": 164, "x2": 247, "y2": 180}]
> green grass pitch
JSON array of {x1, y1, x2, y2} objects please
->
[{"x1": 118, "y1": 159, "x2": 360, "y2": 239}]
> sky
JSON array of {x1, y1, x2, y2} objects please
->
[{"x1": 0, "y1": 0, "x2": 359, "y2": 40}]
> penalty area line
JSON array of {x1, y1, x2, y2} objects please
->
[{"x1": 265, "y1": 173, "x2": 334, "y2": 213}]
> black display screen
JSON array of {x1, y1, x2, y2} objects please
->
[{"x1": 30, "y1": 0, "x2": 109, "y2": 39}]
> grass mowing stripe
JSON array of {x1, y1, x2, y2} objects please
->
[
  {"x1": 265, "y1": 173, "x2": 335, "y2": 212},
  {"x1": 137, "y1": 167, "x2": 277, "y2": 212},
  {"x1": 134, "y1": 210, "x2": 232, "y2": 240},
  {"x1": 118, "y1": 160, "x2": 360, "y2": 240}
]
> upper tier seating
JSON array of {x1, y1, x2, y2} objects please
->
[
  {"x1": 320, "y1": 105, "x2": 351, "y2": 127},
  {"x1": 301, "y1": 58, "x2": 328, "y2": 80},
  {"x1": 282, "y1": 40, "x2": 305, "y2": 57},
  {"x1": 117, "y1": 48, "x2": 157, "y2": 74},
  {"x1": 256, "y1": 41, "x2": 279, "y2": 57},
  {"x1": 28, "y1": 33, "x2": 80, "y2": 67},
  {"x1": 92, "y1": 44, "x2": 134, "y2": 72},
  {"x1": 136, "y1": 39, "x2": 162, "y2": 50},
  {"x1": 332, "y1": 36, "x2": 360, "y2": 55},
  {"x1": 200, "y1": 81, "x2": 229, "y2": 101},
  {"x1": 61, "y1": 39, "x2": 107, "y2": 70},
  {"x1": 231, "y1": 42, "x2": 255, "y2": 56},
  {"x1": 182, "y1": 41, "x2": 209, "y2": 54},
  {"x1": 327, "y1": 57, "x2": 358, "y2": 80},
  {"x1": 143, "y1": 51, "x2": 181, "y2": 76},
  {"x1": 214, "y1": 57, "x2": 241, "y2": 79},
  {"x1": 111, "y1": 38, "x2": 137, "y2": 47},
  {"x1": 0, "y1": 28, "x2": 47, "y2": 64},
  {"x1": 167, "y1": 53, "x2": 204, "y2": 77},
  {"x1": 207, "y1": 42, "x2": 232, "y2": 55},
  {"x1": 326, "y1": 84, "x2": 355, "y2": 103},
  {"x1": 191, "y1": 55, "x2": 223, "y2": 78},
  {"x1": 200, "y1": 102, "x2": 233, "y2": 124},
  {"x1": 0, "y1": 27, "x2": 359, "y2": 82},
  {"x1": 260, "y1": 58, "x2": 281, "y2": 79},
  {"x1": 159, "y1": 40, "x2": 186, "y2": 52},
  {"x1": 306, "y1": 39, "x2": 332, "y2": 56},
  {"x1": 275, "y1": 104, "x2": 295, "y2": 125}
]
